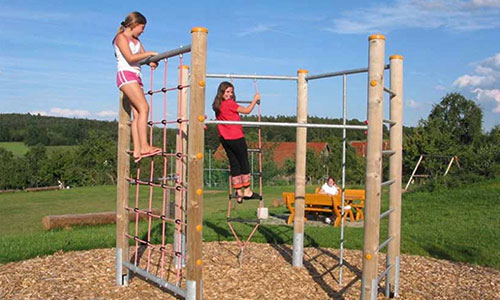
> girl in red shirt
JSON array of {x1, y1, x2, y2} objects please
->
[{"x1": 212, "y1": 82, "x2": 261, "y2": 203}]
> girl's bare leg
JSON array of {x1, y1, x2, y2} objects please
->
[
  {"x1": 130, "y1": 106, "x2": 140, "y2": 158},
  {"x1": 120, "y1": 82, "x2": 159, "y2": 154}
]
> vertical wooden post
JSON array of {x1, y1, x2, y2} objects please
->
[
  {"x1": 361, "y1": 34, "x2": 385, "y2": 300},
  {"x1": 387, "y1": 54, "x2": 403, "y2": 297},
  {"x1": 186, "y1": 27, "x2": 208, "y2": 300},
  {"x1": 116, "y1": 91, "x2": 131, "y2": 286},
  {"x1": 292, "y1": 69, "x2": 308, "y2": 267},
  {"x1": 175, "y1": 65, "x2": 190, "y2": 266}
]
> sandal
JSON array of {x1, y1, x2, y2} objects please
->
[
  {"x1": 134, "y1": 147, "x2": 162, "y2": 163},
  {"x1": 243, "y1": 192, "x2": 261, "y2": 200}
]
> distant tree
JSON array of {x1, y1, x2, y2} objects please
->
[{"x1": 426, "y1": 93, "x2": 483, "y2": 145}]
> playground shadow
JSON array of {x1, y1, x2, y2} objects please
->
[{"x1": 257, "y1": 225, "x2": 362, "y2": 299}]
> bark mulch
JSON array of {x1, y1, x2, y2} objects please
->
[{"x1": 0, "y1": 242, "x2": 498, "y2": 299}]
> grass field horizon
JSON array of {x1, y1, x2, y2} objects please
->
[{"x1": 0, "y1": 179, "x2": 498, "y2": 270}]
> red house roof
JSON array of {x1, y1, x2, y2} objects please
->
[
  {"x1": 213, "y1": 142, "x2": 330, "y2": 168},
  {"x1": 349, "y1": 140, "x2": 390, "y2": 157}
]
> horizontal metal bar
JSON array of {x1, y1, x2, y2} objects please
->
[
  {"x1": 381, "y1": 179, "x2": 395, "y2": 186},
  {"x1": 236, "y1": 100, "x2": 253, "y2": 104},
  {"x1": 376, "y1": 236, "x2": 394, "y2": 253},
  {"x1": 206, "y1": 73, "x2": 297, "y2": 81},
  {"x1": 413, "y1": 174, "x2": 430, "y2": 178},
  {"x1": 377, "y1": 263, "x2": 394, "y2": 284},
  {"x1": 382, "y1": 150, "x2": 395, "y2": 156},
  {"x1": 123, "y1": 261, "x2": 186, "y2": 297},
  {"x1": 380, "y1": 208, "x2": 395, "y2": 219},
  {"x1": 140, "y1": 44, "x2": 191, "y2": 65},
  {"x1": 205, "y1": 120, "x2": 368, "y2": 130},
  {"x1": 306, "y1": 64, "x2": 390, "y2": 81},
  {"x1": 384, "y1": 87, "x2": 396, "y2": 97},
  {"x1": 247, "y1": 148, "x2": 261, "y2": 153},
  {"x1": 383, "y1": 119, "x2": 396, "y2": 125},
  {"x1": 204, "y1": 168, "x2": 229, "y2": 172}
]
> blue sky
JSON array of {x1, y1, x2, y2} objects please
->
[{"x1": 1, "y1": 0, "x2": 499, "y2": 131}]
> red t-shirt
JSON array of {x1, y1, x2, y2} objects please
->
[{"x1": 216, "y1": 99, "x2": 244, "y2": 140}]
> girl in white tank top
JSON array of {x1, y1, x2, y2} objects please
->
[{"x1": 113, "y1": 11, "x2": 161, "y2": 162}]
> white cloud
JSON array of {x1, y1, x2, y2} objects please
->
[
  {"x1": 434, "y1": 84, "x2": 448, "y2": 91},
  {"x1": 49, "y1": 107, "x2": 91, "y2": 118},
  {"x1": 406, "y1": 98, "x2": 423, "y2": 109},
  {"x1": 236, "y1": 24, "x2": 273, "y2": 37},
  {"x1": 453, "y1": 74, "x2": 490, "y2": 88},
  {"x1": 29, "y1": 110, "x2": 48, "y2": 116},
  {"x1": 326, "y1": 0, "x2": 500, "y2": 34},
  {"x1": 474, "y1": 88, "x2": 500, "y2": 112},
  {"x1": 472, "y1": 0, "x2": 500, "y2": 7},
  {"x1": 95, "y1": 110, "x2": 117, "y2": 118},
  {"x1": 454, "y1": 52, "x2": 500, "y2": 113}
]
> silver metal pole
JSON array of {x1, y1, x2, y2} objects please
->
[
  {"x1": 306, "y1": 65, "x2": 390, "y2": 81},
  {"x1": 205, "y1": 120, "x2": 368, "y2": 130},
  {"x1": 123, "y1": 262, "x2": 186, "y2": 297},
  {"x1": 140, "y1": 45, "x2": 192, "y2": 65},
  {"x1": 206, "y1": 73, "x2": 297, "y2": 81},
  {"x1": 339, "y1": 74, "x2": 347, "y2": 285},
  {"x1": 208, "y1": 149, "x2": 212, "y2": 187}
]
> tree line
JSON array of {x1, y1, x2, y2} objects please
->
[{"x1": 0, "y1": 93, "x2": 498, "y2": 190}]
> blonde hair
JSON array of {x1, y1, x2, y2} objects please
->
[{"x1": 112, "y1": 11, "x2": 147, "y2": 44}]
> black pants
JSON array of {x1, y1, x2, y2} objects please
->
[{"x1": 220, "y1": 137, "x2": 250, "y2": 176}]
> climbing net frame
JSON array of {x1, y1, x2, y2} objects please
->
[{"x1": 116, "y1": 28, "x2": 207, "y2": 300}]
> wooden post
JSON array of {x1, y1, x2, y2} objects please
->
[
  {"x1": 292, "y1": 69, "x2": 308, "y2": 267},
  {"x1": 175, "y1": 65, "x2": 190, "y2": 267},
  {"x1": 186, "y1": 27, "x2": 207, "y2": 300},
  {"x1": 404, "y1": 154, "x2": 424, "y2": 191},
  {"x1": 361, "y1": 34, "x2": 385, "y2": 300},
  {"x1": 116, "y1": 91, "x2": 131, "y2": 286},
  {"x1": 387, "y1": 54, "x2": 403, "y2": 297}
]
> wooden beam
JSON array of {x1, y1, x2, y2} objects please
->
[{"x1": 42, "y1": 209, "x2": 162, "y2": 230}]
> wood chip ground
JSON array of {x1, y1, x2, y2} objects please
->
[{"x1": 1, "y1": 242, "x2": 499, "y2": 299}]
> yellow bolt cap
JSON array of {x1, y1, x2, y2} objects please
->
[
  {"x1": 179, "y1": 65, "x2": 189, "y2": 69},
  {"x1": 370, "y1": 80, "x2": 378, "y2": 87},
  {"x1": 199, "y1": 80, "x2": 205, "y2": 87},
  {"x1": 369, "y1": 34, "x2": 385, "y2": 41},
  {"x1": 390, "y1": 54, "x2": 404, "y2": 60},
  {"x1": 196, "y1": 225, "x2": 202, "y2": 232},
  {"x1": 196, "y1": 153, "x2": 203, "y2": 159},
  {"x1": 297, "y1": 69, "x2": 308, "y2": 74},
  {"x1": 198, "y1": 115, "x2": 204, "y2": 122},
  {"x1": 191, "y1": 27, "x2": 208, "y2": 33},
  {"x1": 196, "y1": 189, "x2": 203, "y2": 195},
  {"x1": 196, "y1": 259, "x2": 202, "y2": 266},
  {"x1": 365, "y1": 254, "x2": 372, "y2": 260}
]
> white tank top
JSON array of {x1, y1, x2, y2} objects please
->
[{"x1": 115, "y1": 38, "x2": 141, "y2": 74}]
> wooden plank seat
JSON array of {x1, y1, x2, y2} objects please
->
[{"x1": 283, "y1": 189, "x2": 365, "y2": 226}]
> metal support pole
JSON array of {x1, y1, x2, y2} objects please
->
[
  {"x1": 186, "y1": 27, "x2": 208, "y2": 300},
  {"x1": 206, "y1": 73, "x2": 297, "y2": 81},
  {"x1": 387, "y1": 54, "x2": 403, "y2": 298},
  {"x1": 339, "y1": 74, "x2": 347, "y2": 284},
  {"x1": 361, "y1": 34, "x2": 385, "y2": 300},
  {"x1": 205, "y1": 120, "x2": 367, "y2": 130},
  {"x1": 175, "y1": 65, "x2": 189, "y2": 268},
  {"x1": 292, "y1": 69, "x2": 309, "y2": 267}
]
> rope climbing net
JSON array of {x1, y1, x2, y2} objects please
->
[{"x1": 119, "y1": 47, "x2": 191, "y2": 297}]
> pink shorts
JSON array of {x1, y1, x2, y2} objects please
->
[{"x1": 117, "y1": 70, "x2": 143, "y2": 88}]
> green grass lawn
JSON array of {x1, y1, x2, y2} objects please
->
[
  {"x1": 0, "y1": 180, "x2": 498, "y2": 270},
  {"x1": 0, "y1": 142, "x2": 77, "y2": 156},
  {"x1": 0, "y1": 142, "x2": 28, "y2": 156}
]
